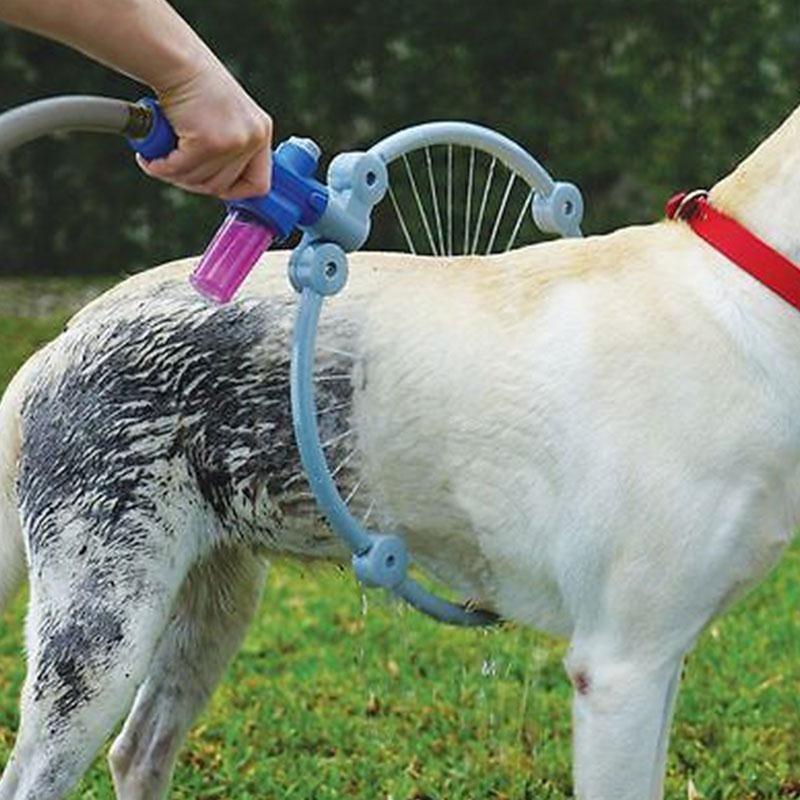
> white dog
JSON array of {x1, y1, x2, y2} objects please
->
[{"x1": 2, "y1": 102, "x2": 800, "y2": 800}]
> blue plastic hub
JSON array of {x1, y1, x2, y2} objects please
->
[{"x1": 229, "y1": 137, "x2": 329, "y2": 238}]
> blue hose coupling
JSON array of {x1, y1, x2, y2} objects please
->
[
  {"x1": 127, "y1": 97, "x2": 178, "y2": 160},
  {"x1": 353, "y1": 535, "x2": 410, "y2": 590}
]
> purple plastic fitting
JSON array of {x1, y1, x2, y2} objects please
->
[{"x1": 190, "y1": 209, "x2": 277, "y2": 304}]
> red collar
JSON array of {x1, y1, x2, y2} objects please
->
[{"x1": 666, "y1": 190, "x2": 800, "y2": 311}]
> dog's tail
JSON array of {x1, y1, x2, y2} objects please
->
[{"x1": 0, "y1": 350, "x2": 41, "y2": 613}]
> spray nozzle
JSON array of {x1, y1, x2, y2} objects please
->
[
  {"x1": 127, "y1": 100, "x2": 331, "y2": 304},
  {"x1": 191, "y1": 137, "x2": 330, "y2": 303},
  {"x1": 127, "y1": 97, "x2": 387, "y2": 304}
]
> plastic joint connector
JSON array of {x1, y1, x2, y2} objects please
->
[
  {"x1": 289, "y1": 241, "x2": 349, "y2": 296},
  {"x1": 352, "y1": 536, "x2": 410, "y2": 590},
  {"x1": 532, "y1": 181, "x2": 584, "y2": 237}
]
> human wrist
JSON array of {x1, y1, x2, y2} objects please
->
[
  {"x1": 125, "y1": 5, "x2": 217, "y2": 96},
  {"x1": 146, "y1": 44, "x2": 214, "y2": 100}
]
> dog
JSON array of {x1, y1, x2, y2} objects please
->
[{"x1": 2, "y1": 102, "x2": 800, "y2": 800}]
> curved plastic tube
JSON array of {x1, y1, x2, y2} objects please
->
[
  {"x1": 369, "y1": 120, "x2": 583, "y2": 238},
  {"x1": 290, "y1": 286, "x2": 500, "y2": 627},
  {"x1": 290, "y1": 289, "x2": 375, "y2": 554},
  {"x1": 394, "y1": 578, "x2": 499, "y2": 627},
  {"x1": 0, "y1": 95, "x2": 140, "y2": 156},
  {"x1": 290, "y1": 122, "x2": 591, "y2": 628},
  {"x1": 371, "y1": 121, "x2": 553, "y2": 195}
]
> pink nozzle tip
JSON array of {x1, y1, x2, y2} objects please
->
[{"x1": 191, "y1": 210, "x2": 276, "y2": 304}]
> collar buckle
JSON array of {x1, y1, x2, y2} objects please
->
[{"x1": 666, "y1": 189, "x2": 709, "y2": 221}]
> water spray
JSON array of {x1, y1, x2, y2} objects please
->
[{"x1": 0, "y1": 95, "x2": 585, "y2": 627}]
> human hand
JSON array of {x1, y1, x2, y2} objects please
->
[{"x1": 137, "y1": 60, "x2": 272, "y2": 200}]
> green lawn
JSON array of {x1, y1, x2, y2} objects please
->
[{"x1": 0, "y1": 280, "x2": 799, "y2": 799}]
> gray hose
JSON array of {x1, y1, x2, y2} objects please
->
[{"x1": 0, "y1": 95, "x2": 147, "y2": 156}]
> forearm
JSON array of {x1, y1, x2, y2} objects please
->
[
  {"x1": 0, "y1": 0, "x2": 214, "y2": 93},
  {"x1": 0, "y1": 0, "x2": 273, "y2": 199}
]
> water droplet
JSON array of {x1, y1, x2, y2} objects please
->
[{"x1": 481, "y1": 658, "x2": 498, "y2": 677}]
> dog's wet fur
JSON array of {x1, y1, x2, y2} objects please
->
[{"x1": 4, "y1": 103, "x2": 800, "y2": 799}]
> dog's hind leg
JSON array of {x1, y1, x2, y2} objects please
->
[
  {"x1": 0, "y1": 534, "x2": 191, "y2": 800},
  {"x1": 565, "y1": 641, "x2": 687, "y2": 800},
  {"x1": 109, "y1": 546, "x2": 267, "y2": 800}
]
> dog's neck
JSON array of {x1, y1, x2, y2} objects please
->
[
  {"x1": 708, "y1": 105, "x2": 800, "y2": 415},
  {"x1": 711, "y1": 104, "x2": 800, "y2": 264}
]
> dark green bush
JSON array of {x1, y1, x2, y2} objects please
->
[{"x1": 1, "y1": 0, "x2": 798, "y2": 275}]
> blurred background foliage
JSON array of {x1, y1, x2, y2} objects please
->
[{"x1": 1, "y1": 0, "x2": 799, "y2": 275}]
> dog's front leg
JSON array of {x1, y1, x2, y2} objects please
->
[
  {"x1": 565, "y1": 643, "x2": 685, "y2": 800},
  {"x1": 647, "y1": 657, "x2": 684, "y2": 800}
]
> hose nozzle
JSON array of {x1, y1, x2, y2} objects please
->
[{"x1": 191, "y1": 137, "x2": 329, "y2": 304}]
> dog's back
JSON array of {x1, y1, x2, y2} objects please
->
[{"x1": 20, "y1": 262, "x2": 362, "y2": 563}]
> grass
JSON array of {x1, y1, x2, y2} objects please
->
[{"x1": 0, "y1": 278, "x2": 799, "y2": 799}]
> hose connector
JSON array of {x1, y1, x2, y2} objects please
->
[
  {"x1": 192, "y1": 138, "x2": 330, "y2": 303},
  {"x1": 126, "y1": 97, "x2": 178, "y2": 160}
]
